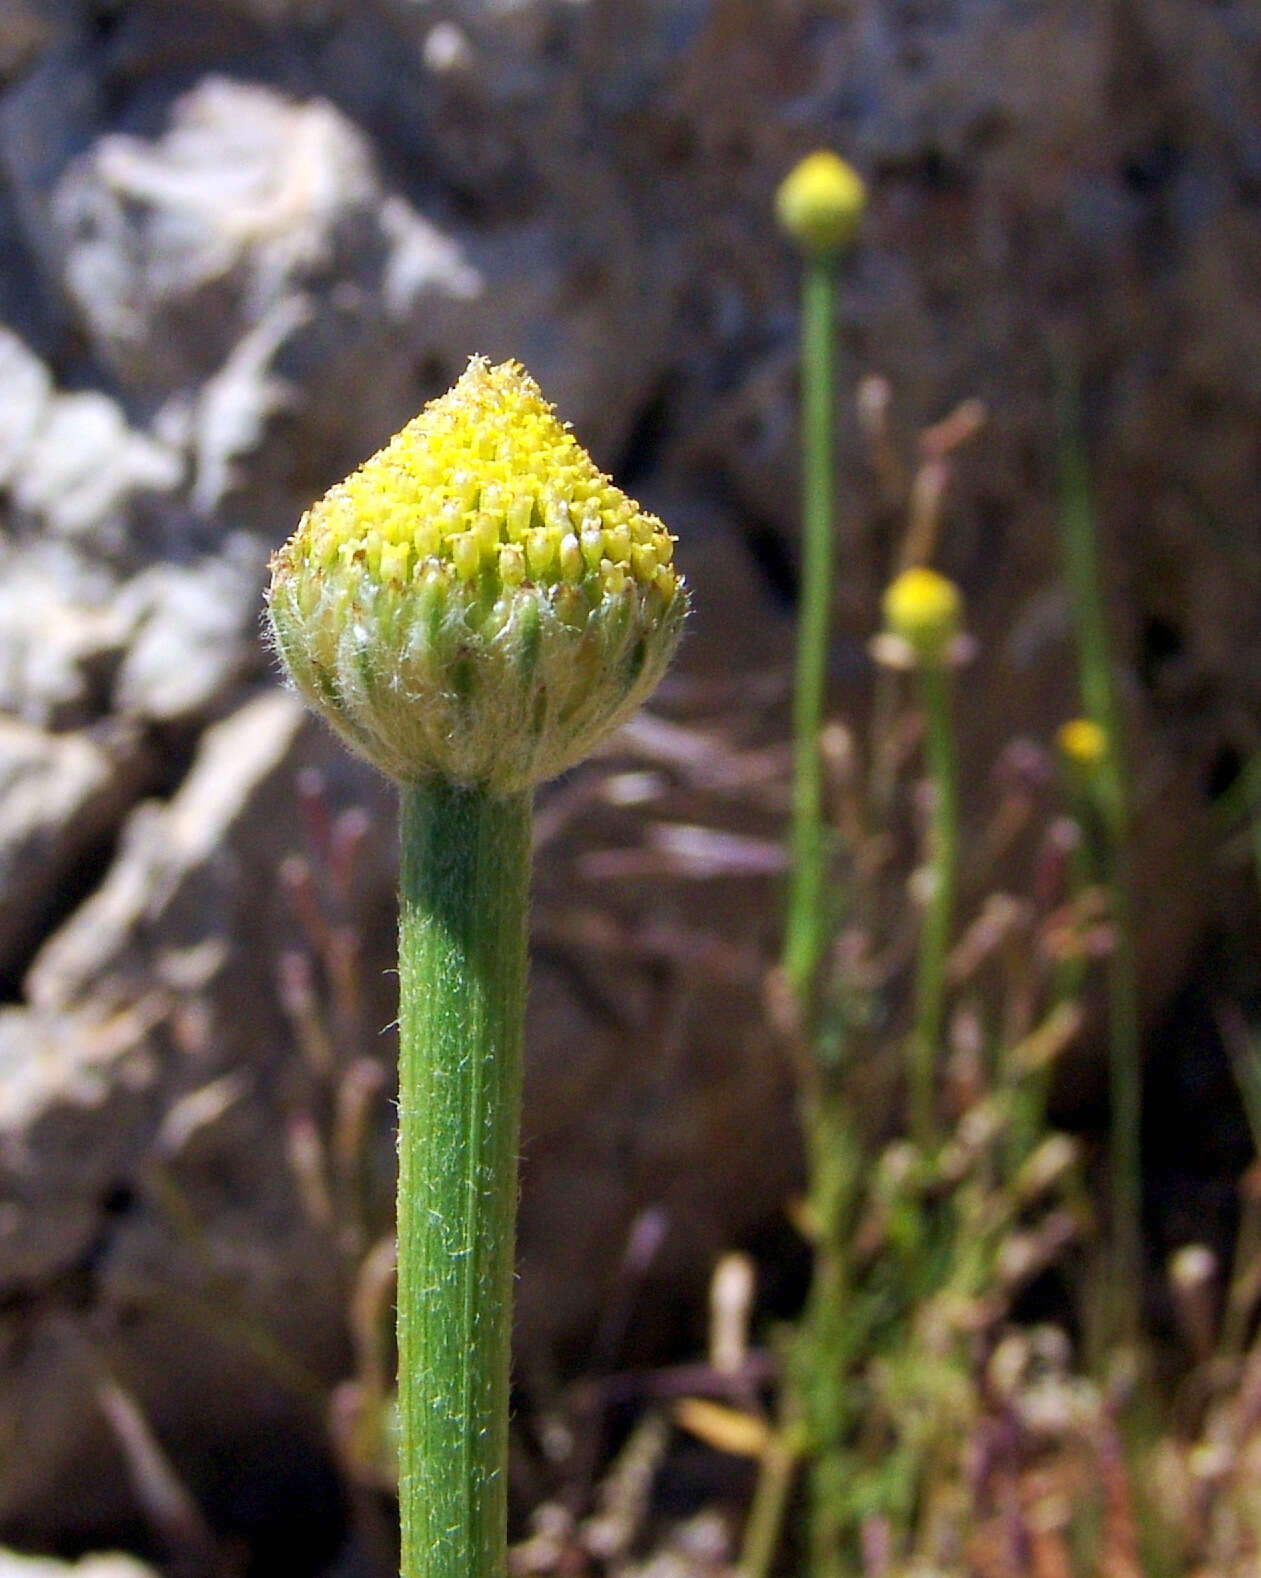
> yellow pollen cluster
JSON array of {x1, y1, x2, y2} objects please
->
[{"x1": 290, "y1": 357, "x2": 678, "y2": 608}]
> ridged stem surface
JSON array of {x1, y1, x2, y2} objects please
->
[
  {"x1": 909, "y1": 657, "x2": 958, "y2": 1152},
  {"x1": 396, "y1": 780, "x2": 532, "y2": 1578},
  {"x1": 1057, "y1": 387, "x2": 1141, "y2": 1339},
  {"x1": 783, "y1": 255, "x2": 839, "y2": 1008}
]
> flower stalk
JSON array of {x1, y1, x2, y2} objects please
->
[
  {"x1": 267, "y1": 358, "x2": 686, "y2": 1578},
  {"x1": 776, "y1": 150, "x2": 867, "y2": 1016},
  {"x1": 745, "y1": 152, "x2": 867, "y2": 1578},
  {"x1": 909, "y1": 650, "x2": 959, "y2": 1151},
  {"x1": 782, "y1": 252, "x2": 839, "y2": 1006},
  {"x1": 1056, "y1": 380, "x2": 1141, "y2": 1343},
  {"x1": 396, "y1": 779, "x2": 530, "y2": 1578},
  {"x1": 882, "y1": 566, "x2": 963, "y2": 1153}
]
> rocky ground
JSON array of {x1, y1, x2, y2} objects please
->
[{"x1": 0, "y1": 0, "x2": 1259, "y2": 1572}]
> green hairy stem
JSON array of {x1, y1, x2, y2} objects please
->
[{"x1": 396, "y1": 780, "x2": 532, "y2": 1578}]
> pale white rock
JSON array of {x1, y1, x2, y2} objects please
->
[
  {"x1": 422, "y1": 20, "x2": 474, "y2": 74},
  {"x1": 0, "y1": 541, "x2": 134, "y2": 728},
  {"x1": 10, "y1": 390, "x2": 183, "y2": 539},
  {"x1": 25, "y1": 690, "x2": 309, "y2": 1012},
  {"x1": 189, "y1": 294, "x2": 311, "y2": 514},
  {"x1": 111, "y1": 540, "x2": 269, "y2": 724},
  {"x1": 0, "y1": 1550, "x2": 156, "y2": 1578},
  {"x1": 0, "y1": 326, "x2": 52, "y2": 490},
  {"x1": 0, "y1": 716, "x2": 152, "y2": 985},
  {"x1": 52, "y1": 75, "x2": 484, "y2": 398}
]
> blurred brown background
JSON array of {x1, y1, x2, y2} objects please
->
[{"x1": 0, "y1": 1, "x2": 1259, "y2": 1572}]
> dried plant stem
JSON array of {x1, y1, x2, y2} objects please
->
[
  {"x1": 397, "y1": 780, "x2": 532, "y2": 1578},
  {"x1": 783, "y1": 254, "x2": 840, "y2": 1011},
  {"x1": 1057, "y1": 385, "x2": 1141, "y2": 1340},
  {"x1": 909, "y1": 656, "x2": 958, "y2": 1152}
]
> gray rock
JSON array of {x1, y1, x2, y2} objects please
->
[
  {"x1": 40, "y1": 63, "x2": 679, "y2": 534},
  {"x1": 0, "y1": 30, "x2": 97, "y2": 325},
  {"x1": 0, "y1": 325, "x2": 182, "y2": 545},
  {"x1": 0, "y1": 2, "x2": 66, "y2": 85},
  {"x1": 112, "y1": 537, "x2": 270, "y2": 725},
  {"x1": 0, "y1": 326, "x2": 52, "y2": 489},
  {"x1": 24, "y1": 690, "x2": 335, "y2": 1011},
  {"x1": 1, "y1": 689, "x2": 395, "y2": 1544},
  {"x1": 0, "y1": 996, "x2": 160, "y2": 1289},
  {"x1": 51, "y1": 73, "x2": 481, "y2": 389},
  {"x1": 0, "y1": 540, "x2": 134, "y2": 729},
  {"x1": 0, "y1": 716, "x2": 154, "y2": 989},
  {"x1": 10, "y1": 389, "x2": 183, "y2": 542}
]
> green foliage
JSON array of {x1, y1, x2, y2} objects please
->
[{"x1": 754, "y1": 201, "x2": 1165, "y2": 1577}]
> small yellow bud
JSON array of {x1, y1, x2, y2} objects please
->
[
  {"x1": 882, "y1": 566, "x2": 962, "y2": 661},
  {"x1": 1056, "y1": 718, "x2": 1108, "y2": 772},
  {"x1": 775, "y1": 151, "x2": 867, "y2": 256},
  {"x1": 267, "y1": 357, "x2": 687, "y2": 788}
]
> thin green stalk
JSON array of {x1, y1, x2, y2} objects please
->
[
  {"x1": 397, "y1": 780, "x2": 532, "y2": 1578},
  {"x1": 1102, "y1": 845, "x2": 1140, "y2": 1332},
  {"x1": 909, "y1": 656, "x2": 958, "y2": 1152},
  {"x1": 801, "y1": 1084, "x2": 864, "y2": 1578},
  {"x1": 767, "y1": 151, "x2": 867, "y2": 1578},
  {"x1": 268, "y1": 360, "x2": 686, "y2": 1578},
  {"x1": 1014, "y1": 781, "x2": 1095, "y2": 1161},
  {"x1": 740, "y1": 1424, "x2": 803, "y2": 1578},
  {"x1": 776, "y1": 254, "x2": 862, "y2": 1578},
  {"x1": 1057, "y1": 382, "x2": 1142, "y2": 1338},
  {"x1": 783, "y1": 254, "x2": 839, "y2": 1011}
]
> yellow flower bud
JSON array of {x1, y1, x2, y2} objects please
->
[
  {"x1": 1056, "y1": 718, "x2": 1108, "y2": 773},
  {"x1": 267, "y1": 357, "x2": 687, "y2": 789},
  {"x1": 882, "y1": 566, "x2": 962, "y2": 661},
  {"x1": 775, "y1": 151, "x2": 867, "y2": 256}
]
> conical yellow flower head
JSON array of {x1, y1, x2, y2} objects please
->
[{"x1": 267, "y1": 358, "x2": 687, "y2": 789}]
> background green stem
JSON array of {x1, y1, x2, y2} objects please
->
[
  {"x1": 909, "y1": 657, "x2": 958, "y2": 1152},
  {"x1": 783, "y1": 254, "x2": 839, "y2": 1010},
  {"x1": 739, "y1": 1424, "x2": 802, "y2": 1578},
  {"x1": 1057, "y1": 381, "x2": 1142, "y2": 1339},
  {"x1": 758, "y1": 248, "x2": 854, "y2": 1578},
  {"x1": 801, "y1": 1079, "x2": 863, "y2": 1578},
  {"x1": 397, "y1": 780, "x2": 532, "y2": 1578}
]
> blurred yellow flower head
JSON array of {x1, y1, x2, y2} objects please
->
[
  {"x1": 776, "y1": 151, "x2": 867, "y2": 255},
  {"x1": 882, "y1": 566, "x2": 962, "y2": 661},
  {"x1": 1056, "y1": 718, "x2": 1108, "y2": 772}
]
